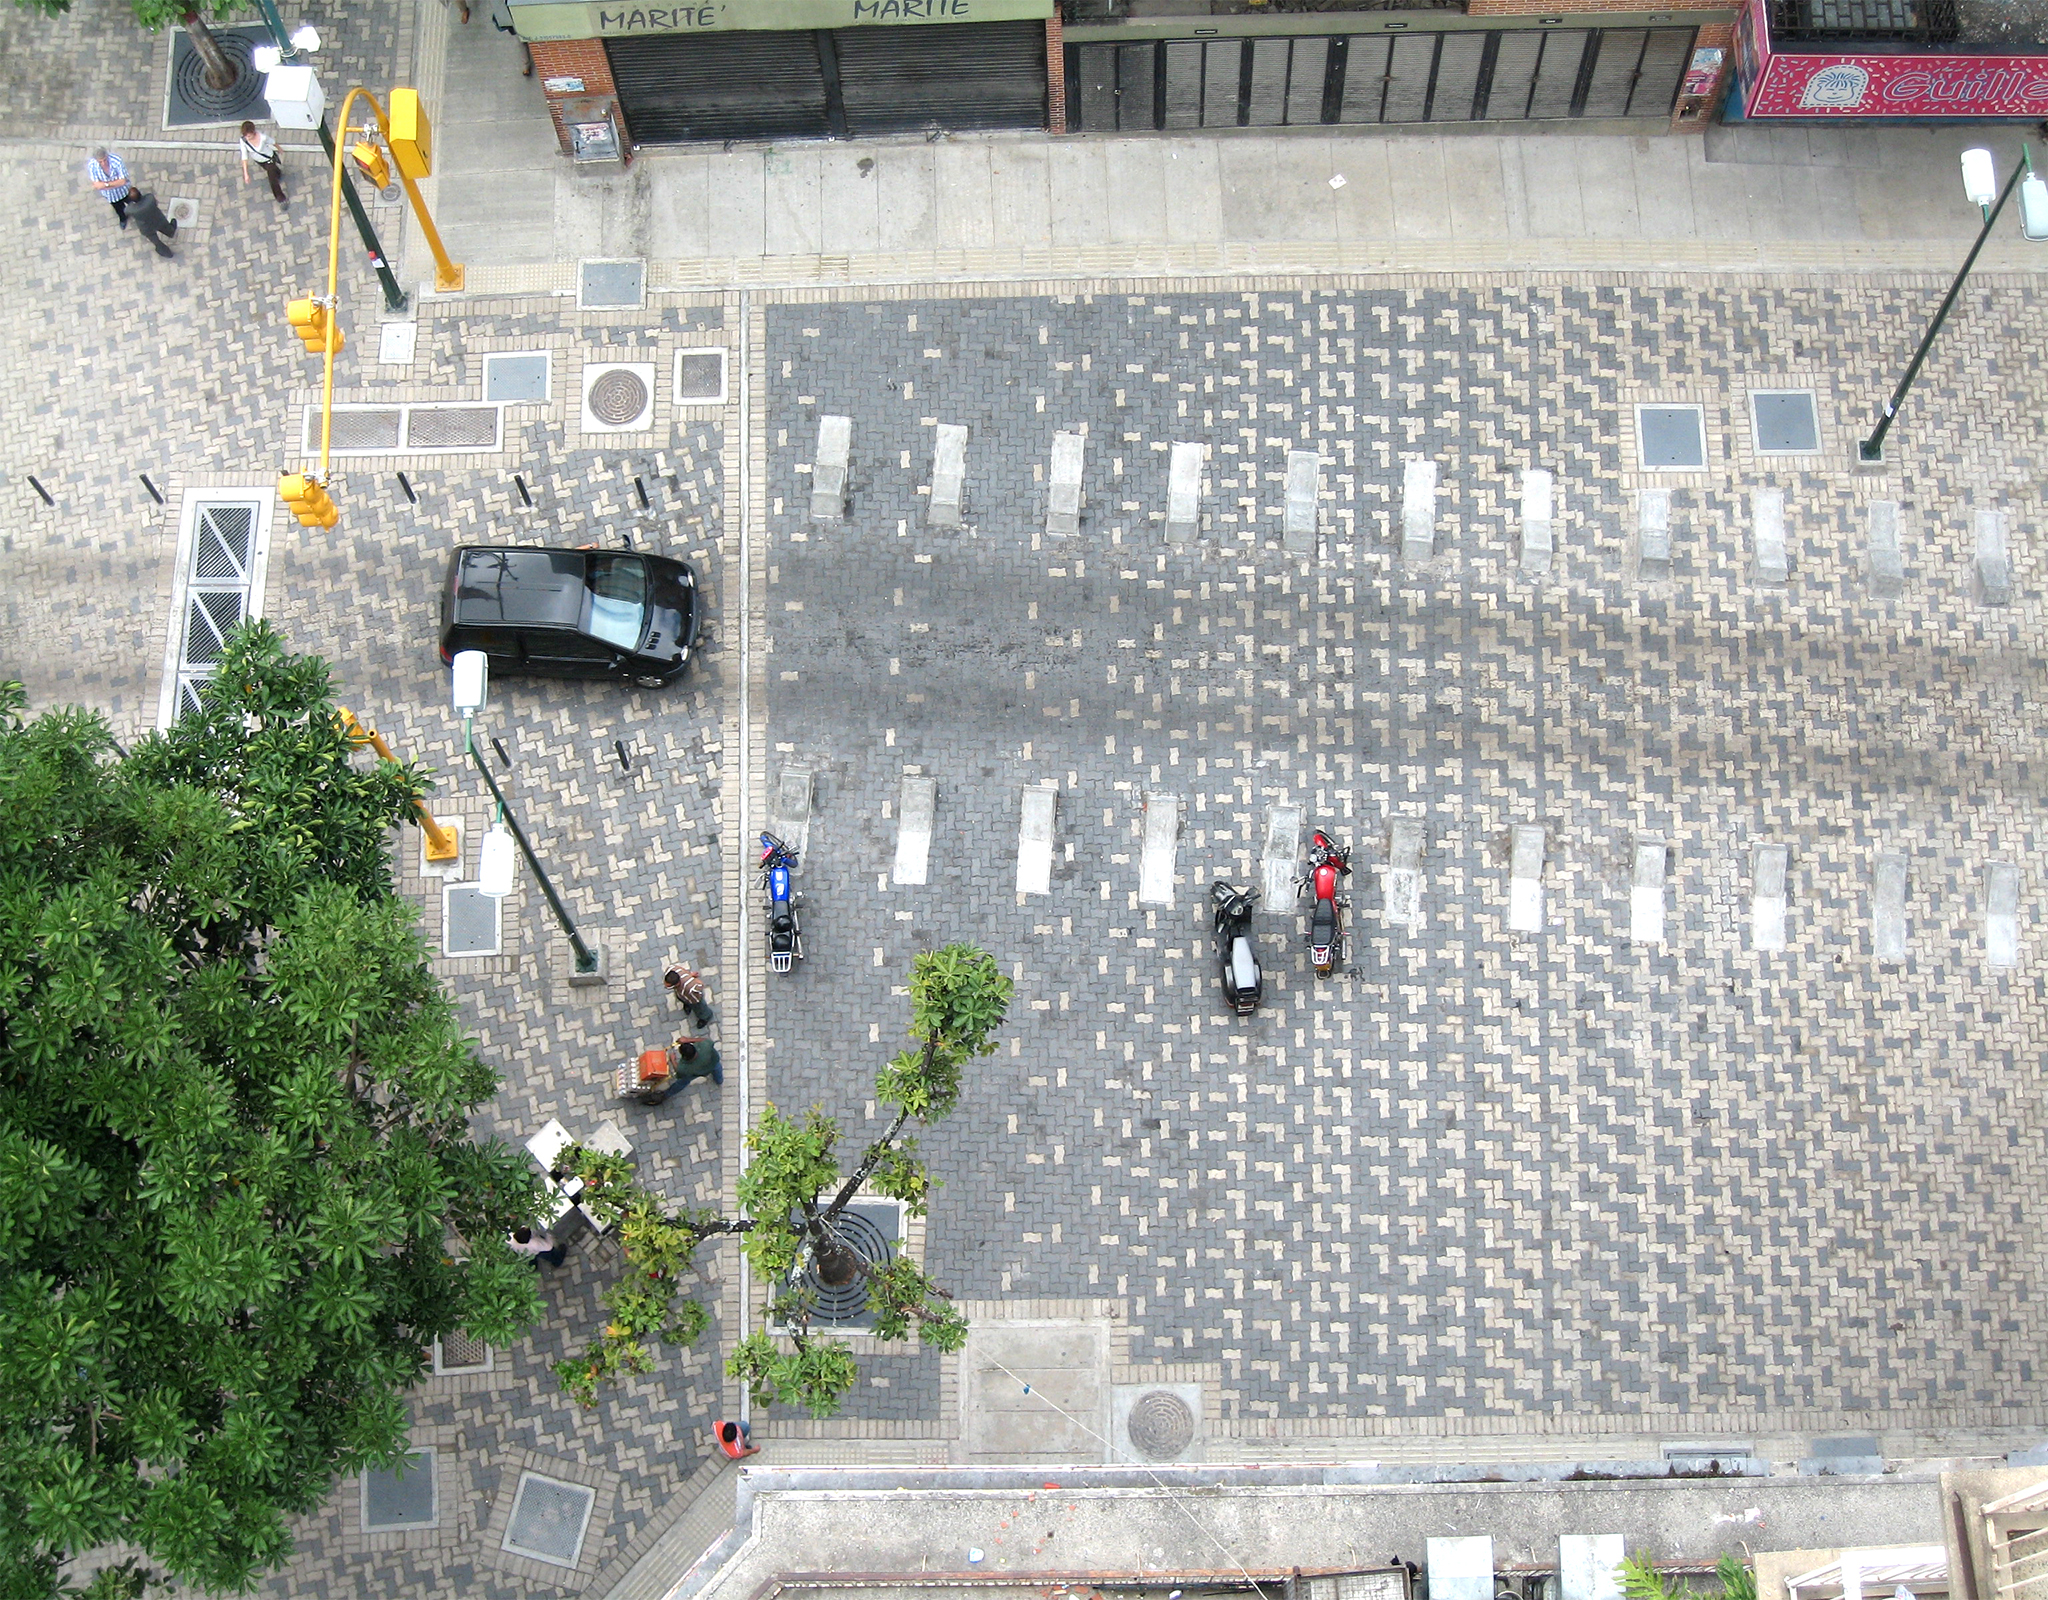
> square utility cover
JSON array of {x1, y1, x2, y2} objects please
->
[
  {"x1": 578, "y1": 259, "x2": 645, "y2": 310},
  {"x1": 675, "y1": 348, "x2": 728, "y2": 404},
  {"x1": 362, "y1": 1450, "x2": 436, "y2": 1531},
  {"x1": 443, "y1": 882, "x2": 502, "y2": 958},
  {"x1": 582, "y1": 363, "x2": 655, "y2": 432},
  {"x1": 1751, "y1": 390, "x2": 1821, "y2": 454},
  {"x1": 1638, "y1": 405, "x2": 1707, "y2": 469},
  {"x1": 485, "y1": 352, "x2": 551, "y2": 403},
  {"x1": 504, "y1": 1472, "x2": 594, "y2": 1568}
]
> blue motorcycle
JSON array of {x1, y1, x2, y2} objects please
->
[{"x1": 758, "y1": 831, "x2": 803, "y2": 974}]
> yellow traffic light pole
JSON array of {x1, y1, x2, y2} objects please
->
[{"x1": 338, "y1": 707, "x2": 462, "y2": 864}]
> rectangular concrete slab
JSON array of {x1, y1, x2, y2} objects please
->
[
  {"x1": 772, "y1": 766, "x2": 814, "y2": 856},
  {"x1": 1017, "y1": 782, "x2": 1058, "y2": 896},
  {"x1": 1048, "y1": 431, "x2": 1084, "y2": 537},
  {"x1": 1754, "y1": 487, "x2": 1788, "y2": 584},
  {"x1": 1630, "y1": 840, "x2": 1667, "y2": 945},
  {"x1": 957, "y1": 1322, "x2": 1108, "y2": 1464},
  {"x1": 1428, "y1": 1535, "x2": 1495, "y2": 1600},
  {"x1": 811, "y1": 414, "x2": 850, "y2": 522},
  {"x1": 893, "y1": 776, "x2": 936, "y2": 886},
  {"x1": 1139, "y1": 793, "x2": 1180, "y2": 906},
  {"x1": 1166, "y1": 441, "x2": 1203, "y2": 546},
  {"x1": 1987, "y1": 861, "x2": 2020, "y2": 969},
  {"x1": 1637, "y1": 490, "x2": 1671, "y2": 580},
  {"x1": 1559, "y1": 1534, "x2": 1625, "y2": 1600},
  {"x1": 1976, "y1": 508, "x2": 2012, "y2": 605},
  {"x1": 1386, "y1": 817, "x2": 1423, "y2": 929},
  {"x1": 1521, "y1": 468, "x2": 1554, "y2": 575},
  {"x1": 1263, "y1": 804, "x2": 1302, "y2": 907},
  {"x1": 929, "y1": 423, "x2": 967, "y2": 529},
  {"x1": 1284, "y1": 450, "x2": 1320, "y2": 553},
  {"x1": 1874, "y1": 852, "x2": 1908, "y2": 963},
  {"x1": 1402, "y1": 458, "x2": 1437, "y2": 563},
  {"x1": 1753, "y1": 844, "x2": 1789, "y2": 952},
  {"x1": 1510, "y1": 824, "x2": 1544, "y2": 933},
  {"x1": 1867, "y1": 500, "x2": 1904, "y2": 597}
]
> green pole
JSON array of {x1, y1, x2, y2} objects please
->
[{"x1": 465, "y1": 728, "x2": 600, "y2": 974}]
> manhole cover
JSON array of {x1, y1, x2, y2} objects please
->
[
  {"x1": 579, "y1": 258, "x2": 645, "y2": 309},
  {"x1": 677, "y1": 350, "x2": 726, "y2": 402},
  {"x1": 798, "y1": 1205, "x2": 896, "y2": 1326},
  {"x1": 443, "y1": 883, "x2": 501, "y2": 957},
  {"x1": 438, "y1": 1330, "x2": 492, "y2": 1370},
  {"x1": 485, "y1": 352, "x2": 551, "y2": 403},
  {"x1": 1751, "y1": 390, "x2": 1820, "y2": 454},
  {"x1": 167, "y1": 26, "x2": 270, "y2": 127},
  {"x1": 1637, "y1": 404, "x2": 1707, "y2": 469},
  {"x1": 504, "y1": 1473, "x2": 594, "y2": 1567},
  {"x1": 363, "y1": 1450, "x2": 436, "y2": 1530},
  {"x1": 1126, "y1": 1389, "x2": 1195, "y2": 1459},
  {"x1": 587, "y1": 368, "x2": 650, "y2": 427}
]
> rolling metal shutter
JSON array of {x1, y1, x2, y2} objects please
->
[
  {"x1": 606, "y1": 30, "x2": 832, "y2": 145},
  {"x1": 835, "y1": 20, "x2": 1048, "y2": 136}
]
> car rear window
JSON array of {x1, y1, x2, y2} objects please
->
[{"x1": 584, "y1": 555, "x2": 648, "y2": 650}]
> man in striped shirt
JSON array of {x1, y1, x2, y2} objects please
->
[{"x1": 86, "y1": 148, "x2": 133, "y2": 227}]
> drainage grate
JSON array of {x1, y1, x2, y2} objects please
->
[
  {"x1": 1638, "y1": 404, "x2": 1707, "y2": 469},
  {"x1": 784, "y1": 1202, "x2": 899, "y2": 1331},
  {"x1": 1751, "y1": 390, "x2": 1820, "y2": 454},
  {"x1": 485, "y1": 352, "x2": 551, "y2": 403},
  {"x1": 579, "y1": 259, "x2": 646, "y2": 309},
  {"x1": 313, "y1": 408, "x2": 404, "y2": 453},
  {"x1": 434, "y1": 1331, "x2": 493, "y2": 1372},
  {"x1": 362, "y1": 1450, "x2": 437, "y2": 1531},
  {"x1": 443, "y1": 883, "x2": 502, "y2": 957},
  {"x1": 675, "y1": 349, "x2": 727, "y2": 404},
  {"x1": 588, "y1": 369, "x2": 650, "y2": 427},
  {"x1": 168, "y1": 499, "x2": 263, "y2": 722},
  {"x1": 166, "y1": 26, "x2": 270, "y2": 128},
  {"x1": 406, "y1": 406, "x2": 501, "y2": 449},
  {"x1": 504, "y1": 1473, "x2": 595, "y2": 1568}
]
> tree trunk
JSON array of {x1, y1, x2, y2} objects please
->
[
  {"x1": 814, "y1": 1244, "x2": 860, "y2": 1288},
  {"x1": 183, "y1": 10, "x2": 237, "y2": 92}
]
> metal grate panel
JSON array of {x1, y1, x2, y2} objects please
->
[
  {"x1": 443, "y1": 883, "x2": 502, "y2": 958},
  {"x1": 405, "y1": 406, "x2": 500, "y2": 450},
  {"x1": 434, "y1": 1331, "x2": 493, "y2": 1372},
  {"x1": 193, "y1": 505, "x2": 251, "y2": 580},
  {"x1": 676, "y1": 350, "x2": 726, "y2": 403},
  {"x1": 166, "y1": 25, "x2": 269, "y2": 127},
  {"x1": 314, "y1": 408, "x2": 403, "y2": 453},
  {"x1": 504, "y1": 1473, "x2": 594, "y2": 1567},
  {"x1": 362, "y1": 1450, "x2": 436, "y2": 1531}
]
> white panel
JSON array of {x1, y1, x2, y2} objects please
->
[
  {"x1": 1017, "y1": 783, "x2": 1058, "y2": 896},
  {"x1": 1509, "y1": 824, "x2": 1544, "y2": 933},
  {"x1": 1139, "y1": 794, "x2": 1180, "y2": 906},
  {"x1": 894, "y1": 776, "x2": 936, "y2": 886}
]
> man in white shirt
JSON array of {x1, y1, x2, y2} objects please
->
[{"x1": 239, "y1": 120, "x2": 287, "y2": 207}]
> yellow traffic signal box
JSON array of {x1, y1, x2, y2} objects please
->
[
  {"x1": 389, "y1": 88, "x2": 432, "y2": 181},
  {"x1": 279, "y1": 474, "x2": 339, "y2": 529},
  {"x1": 350, "y1": 140, "x2": 392, "y2": 191},
  {"x1": 286, "y1": 298, "x2": 343, "y2": 356}
]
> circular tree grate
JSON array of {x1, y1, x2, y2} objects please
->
[
  {"x1": 1126, "y1": 1390, "x2": 1195, "y2": 1460},
  {"x1": 800, "y1": 1211, "x2": 894, "y2": 1325},
  {"x1": 588, "y1": 368, "x2": 650, "y2": 427},
  {"x1": 169, "y1": 30, "x2": 268, "y2": 125}
]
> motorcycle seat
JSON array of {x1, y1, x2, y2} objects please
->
[
  {"x1": 1230, "y1": 938, "x2": 1259, "y2": 995},
  {"x1": 1309, "y1": 902, "x2": 1337, "y2": 943}
]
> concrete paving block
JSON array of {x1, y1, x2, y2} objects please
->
[
  {"x1": 1401, "y1": 458, "x2": 1437, "y2": 563},
  {"x1": 1047, "y1": 431, "x2": 1084, "y2": 537},
  {"x1": 1874, "y1": 852, "x2": 1908, "y2": 963},
  {"x1": 1016, "y1": 782, "x2": 1058, "y2": 896},
  {"x1": 1559, "y1": 1534, "x2": 1625, "y2": 1600},
  {"x1": 1509, "y1": 824, "x2": 1544, "y2": 933},
  {"x1": 1987, "y1": 861, "x2": 2021, "y2": 969},
  {"x1": 1386, "y1": 817, "x2": 1423, "y2": 928},
  {"x1": 1752, "y1": 843, "x2": 1788, "y2": 952},
  {"x1": 1867, "y1": 499, "x2": 1904, "y2": 597},
  {"x1": 1630, "y1": 839, "x2": 1667, "y2": 945},
  {"x1": 1262, "y1": 804, "x2": 1302, "y2": 907},
  {"x1": 1283, "y1": 450, "x2": 1320, "y2": 554},
  {"x1": 1753, "y1": 487, "x2": 1788, "y2": 584},
  {"x1": 1165, "y1": 441, "x2": 1203, "y2": 546},
  {"x1": 772, "y1": 766, "x2": 814, "y2": 856},
  {"x1": 893, "y1": 775, "x2": 936, "y2": 886},
  {"x1": 811, "y1": 414, "x2": 850, "y2": 521},
  {"x1": 1139, "y1": 793, "x2": 1180, "y2": 906},
  {"x1": 1976, "y1": 508, "x2": 2012, "y2": 605},
  {"x1": 1637, "y1": 490, "x2": 1671, "y2": 580},
  {"x1": 928, "y1": 423, "x2": 967, "y2": 528},
  {"x1": 1428, "y1": 1535, "x2": 1495, "y2": 1600},
  {"x1": 1520, "y1": 468, "x2": 1553, "y2": 575}
]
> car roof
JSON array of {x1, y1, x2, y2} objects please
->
[{"x1": 453, "y1": 547, "x2": 589, "y2": 628}]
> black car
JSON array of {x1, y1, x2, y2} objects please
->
[{"x1": 438, "y1": 546, "x2": 700, "y2": 688}]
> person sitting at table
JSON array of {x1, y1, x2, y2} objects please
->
[{"x1": 509, "y1": 1224, "x2": 566, "y2": 1267}]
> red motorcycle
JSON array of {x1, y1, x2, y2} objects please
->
[{"x1": 1299, "y1": 829, "x2": 1351, "y2": 977}]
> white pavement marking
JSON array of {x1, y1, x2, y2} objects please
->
[
  {"x1": 1509, "y1": 824, "x2": 1544, "y2": 933},
  {"x1": 1047, "y1": 430, "x2": 1084, "y2": 537},
  {"x1": 1283, "y1": 450, "x2": 1320, "y2": 554},
  {"x1": 1637, "y1": 489, "x2": 1671, "y2": 580},
  {"x1": 1401, "y1": 458, "x2": 1437, "y2": 563},
  {"x1": 1558, "y1": 1536, "x2": 1625, "y2": 1600},
  {"x1": 1016, "y1": 782, "x2": 1058, "y2": 896},
  {"x1": 1165, "y1": 441, "x2": 1203, "y2": 546},
  {"x1": 1139, "y1": 793, "x2": 1180, "y2": 906},
  {"x1": 1987, "y1": 862, "x2": 2021, "y2": 969},
  {"x1": 1752, "y1": 844, "x2": 1789, "y2": 952},
  {"x1": 1519, "y1": 468, "x2": 1553, "y2": 575},
  {"x1": 1630, "y1": 839, "x2": 1667, "y2": 945},
  {"x1": 1867, "y1": 500, "x2": 1904, "y2": 597},
  {"x1": 1874, "y1": 851, "x2": 1908, "y2": 963},
  {"x1": 893, "y1": 775, "x2": 936, "y2": 886},
  {"x1": 1262, "y1": 805, "x2": 1302, "y2": 907},
  {"x1": 810, "y1": 414, "x2": 850, "y2": 521},
  {"x1": 1976, "y1": 508, "x2": 2012, "y2": 605},
  {"x1": 929, "y1": 423, "x2": 967, "y2": 528},
  {"x1": 1753, "y1": 487, "x2": 1788, "y2": 585},
  {"x1": 1428, "y1": 1536, "x2": 1495, "y2": 1600},
  {"x1": 1386, "y1": 817, "x2": 1423, "y2": 929},
  {"x1": 771, "y1": 766, "x2": 814, "y2": 856}
]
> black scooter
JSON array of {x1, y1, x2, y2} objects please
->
[{"x1": 1211, "y1": 880, "x2": 1263, "y2": 1016}]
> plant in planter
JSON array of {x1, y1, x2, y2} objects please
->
[
  {"x1": 554, "y1": 942, "x2": 1011, "y2": 1414},
  {"x1": 1620, "y1": 1556, "x2": 1757, "y2": 1600}
]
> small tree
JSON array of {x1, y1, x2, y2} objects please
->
[
  {"x1": 556, "y1": 943, "x2": 1011, "y2": 1413},
  {"x1": 0, "y1": 626, "x2": 545, "y2": 1600}
]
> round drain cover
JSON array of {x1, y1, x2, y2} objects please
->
[
  {"x1": 588, "y1": 368, "x2": 649, "y2": 427},
  {"x1": 171, "y1": 32, "x2": 267, "y2": 123},
  {"x1": 1126, "y1": 1390, "x2": 1195, "y2": 1460},
  {"x1": 798, "y1": 1210, "x2": 894, "y2": 1324}
]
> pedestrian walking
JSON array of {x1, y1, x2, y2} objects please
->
[
  {"x1": 238, "y1": 121, "x2": 287, "y2": 207},
  {"x1": 509, "y1": 1224, "x2": 567, "y2": 1266},
  {"x1": 86, "y1": 148, "x2": 134, "y2": 228},
  {"x1": 714, "y1": 1419, "x2": 759, "y2": 1459},
  {"x1": 128, "y1": 191, "x2": 178, "y2": 259},
  {"x1": 664, "y1": 966, "x2": 714, "y2": 1027}
]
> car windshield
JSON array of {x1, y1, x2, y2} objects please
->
[{"x1": 583, "y1": 554, "x2": 648, "y2": 650}]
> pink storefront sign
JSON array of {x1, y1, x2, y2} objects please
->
[{"x1": 1742, "y1": 0, "x2": 2048, "y2": 117}]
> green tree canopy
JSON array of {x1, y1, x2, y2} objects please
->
[{"x1": 0, "y1": 626, "x2": 543, "y2": 1600}]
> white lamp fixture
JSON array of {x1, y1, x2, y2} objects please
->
[
  {"x1": 290, "y1": 23, "x2": 321, "y2": 50},
  {"x1": 452, "y1": 650, "x2": 489, "y2": 717},
  {"x1": 1961, "y1": 147, "x2": 1998, "y2": 210},
  {"x1": 2021, "y1": 173, "x2": 2048, "y2": 242},
  {"x1": 252, "y1": 42, "x2": 281, "y2": 71},
  {"x1": 477, "y1": 823, "x2": 517, "y2": 898}
]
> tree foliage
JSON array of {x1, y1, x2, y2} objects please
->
[
  {"x1": 557, "y1": 943, "x2": 1011, "y2": 1415},
  {"x1": 1620, "y1": 1556, "x2": 1756, "y2": 1600},
  {"x1": 0, "y1": 627, "x2": 544, "y2": 1600}
]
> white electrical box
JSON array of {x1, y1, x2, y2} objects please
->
[{"x1": 263, "y1": 64, "x2": 325, "y2": 130}]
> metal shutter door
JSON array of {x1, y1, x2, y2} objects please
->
[
  {"x1": 1285, "y1": 37, "x2": 1328, "y2": 124},
  {"x1": 1118, "y1": 41, "x2": 1158, "y2": 130},
  {"x1": 834, "y1": 20, "x2": 1048, "y2": 136},
  {"x1": 1338, "y1": 36, "x2": 1391, "y2": 122},
  {"x1": 1381, "y1": 35, "x2": 1437, "y2": 122},
  {"x1": 1427, "y1": 31, "x2": 1488, "y2": 120},
  {"x1": 1482, "y1": 30, "x2": 1544, "y2": 119},
  {"x1": 1526, "y1": 30, "x2": 1591, "y2": 118},
  {"x1": 1629, "y1": 27, "x2": 1696, "y2": 114},
  {"x1": 605, "y1": 31, "x2": 830, "y2": 145},
  {"x1": 1579, "y1": 29, "x2": 1649, "y2": 117}
]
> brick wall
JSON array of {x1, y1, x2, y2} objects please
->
[
  {"x1": 528, "y1": 37, "x2": 635, "y2": 163},
  {"x1": 1045, "y1": 13, "x2": 1066, "y2": 134}
]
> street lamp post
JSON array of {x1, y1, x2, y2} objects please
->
[
  {"x1": 1860, "y1": 144, "x2": 2048, "y2": 463},
  {"x1": 451, "y1": 652, "x2": 604, "y2": 982}
]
